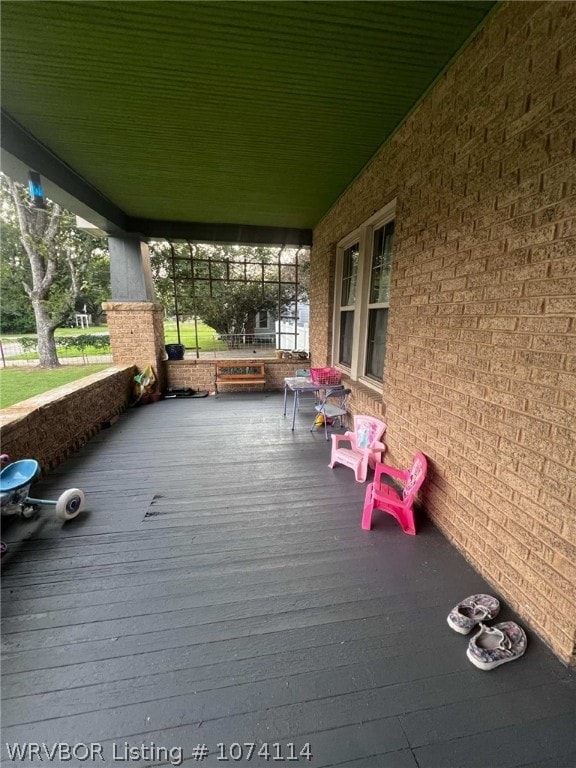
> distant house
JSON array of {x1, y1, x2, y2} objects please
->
[{"x1": 253, "y1": 303, "x2": 310, "y2": 351}]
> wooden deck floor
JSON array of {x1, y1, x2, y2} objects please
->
[{"x1": 2, "y1": 394, "x2": 575, "y2": 768}]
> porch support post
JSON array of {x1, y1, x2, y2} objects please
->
[
  {"x1": 103, "y1": 235, "x2": 166, "y2": 384},
  {"x1": 108, "y1": 235, "x2": 155, "y2": 302}
]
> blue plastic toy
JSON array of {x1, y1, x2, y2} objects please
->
[{"x1": 0, "y1": 456, "x2": 86, "y2": 522}]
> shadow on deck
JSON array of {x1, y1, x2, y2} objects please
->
[{"x1": 1, "y1": 394, "x2": 575, "y2": 767}]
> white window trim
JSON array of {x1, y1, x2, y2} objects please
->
[
  {"x1": 332, "y1": 199, "x2": 396, "y2": 391},
  {"x1": 332, "y1": 227, "x2": 360, "y2": 375}
]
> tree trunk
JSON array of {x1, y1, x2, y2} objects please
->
[
  {"x1": 5, "y1": 177, "x2": 64, "y2": 368},
  {"x1": 245, "y1": 313, "x2": 256, "y2": 336},
  {"x1": 32, "y1": 299, "x2": 60, "y2": 368}
]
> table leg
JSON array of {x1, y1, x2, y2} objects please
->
[
  {"x1": 291, "y1": 389, "x2": 298, "y2": 430},
  {"x1": 283, "y1": 384, "x2": 288, "y2": 417}
]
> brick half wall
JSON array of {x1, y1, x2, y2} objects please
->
[
  {"x1": 0, "y1": 366, "x2": 135, "y2": 472},
  {"x1": 311, "y1": 1, "x2": 576, "y2": 664},
  {"x1": 166, "y1": 358, "x2": 312, "y2": 393}
]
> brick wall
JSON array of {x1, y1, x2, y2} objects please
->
[
  {"x1": 166, "y1": 358, "x2": 311, "y2": 393},
  {"x1": 0, "y1": 366, "x2": 135, "y2": 472},
  {"x1": 311, "y1": 1, "x2": 576, "y2": 664},
  {"x1": 103, "y1": 301, "x2": 166, "y2": 386}
]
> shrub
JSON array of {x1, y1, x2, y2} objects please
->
[{"x1": 16, "y1": 337, "x2": 38, "y2": 352}]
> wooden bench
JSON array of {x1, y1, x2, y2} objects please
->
[{"x1": 215, "y1": 363, "x2": 266, "y2": 395}]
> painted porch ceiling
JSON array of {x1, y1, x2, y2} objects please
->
[{"x1": 1, "y1": 1, "x2": 495, "y2": 231}]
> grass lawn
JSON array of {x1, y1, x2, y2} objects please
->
[
  {"x1": 163, "y1": 320, "x2": 227, "y2": 351},
  {"x1": 0, "y1": 365, "x2": 109, "y2": 409},
  {"x1": 1, "y1": 319, "x2": 234, "y2": 361},
  {"x1": 9, "y1": 346, "x2": 112, "y2": 362},
  {"x1": 1, "y1": 327, "x2": 112, "y2": 362},
  {"x1": 55, "y1": 325, "x2": 108, "y2": 336},
  {"x1": 1, "y1": 325, "x2": 109, "y2": 340},
  {"x1": 7, "y1": 349, "x2": 112, "y2": 363},
  {"x1": 2, "y1": 321, "x2": 227, "y2": 354}
]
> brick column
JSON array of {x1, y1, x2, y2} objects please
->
[
  {"x1": 102, "y1": 301, "x2": 166, "y2": 387},
  {"x1": 104, "y1": 234, "x2": 166, "y2": 386}
]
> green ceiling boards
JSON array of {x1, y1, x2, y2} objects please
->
[{"x1": 1, "y1": 1, "x2": 495, "y2": 232}]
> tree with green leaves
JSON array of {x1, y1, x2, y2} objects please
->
[
  {"x1": 77, "y1": 251, "x2": 111, "y2": 326},
  {"x1": 0, "y1": 215, "x2": 36, "y2": 333},
  {"x1": 194, "y1": 282, "x2": 278, "y2": 337},
  {"x1": 0, "y1": 175, "x2": 110, "y2": 366},
  {"x1": 149, "y1": 240, "x2": 309, "y2": 338}
]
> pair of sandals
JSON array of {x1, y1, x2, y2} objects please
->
[{"x1": 447, "y1": 594, "x2": 527, "y2": 670}]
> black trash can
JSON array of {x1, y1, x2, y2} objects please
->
[{"x1": 165, "y1": 343, "x2": 185, "y2": 360}]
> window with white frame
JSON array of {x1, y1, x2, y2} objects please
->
[
  {"x1": 333, "y1": 201, "x2": 395, "y2": 387},
  {"x1": 338, "y1": 242, "x2": 359, "y2": 367}
]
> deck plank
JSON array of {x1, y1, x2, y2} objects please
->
[{"x1": 2, "y1": 394, "x2": 575, "y2": 768}]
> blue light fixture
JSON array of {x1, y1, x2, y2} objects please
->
[{"x1": 27, "y1": 170, "x2": 46, "y2": 208}]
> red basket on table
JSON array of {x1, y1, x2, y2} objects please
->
[{"x1": 310, "y1": 367, "x2": 342, "y2": 386}]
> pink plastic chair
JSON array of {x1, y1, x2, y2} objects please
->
[
  {"x1": 362, "y1": 452, "x2": 427, "y2": 535},
  {"x1": 329, "y1": 415, "x2": 387, "y2": 482}
]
